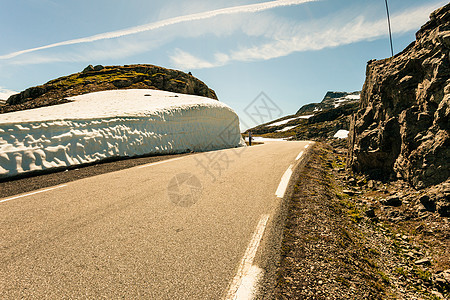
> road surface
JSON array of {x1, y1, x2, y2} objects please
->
[{"x1": 0, "y1": 140, "x2": 312, "y2": 299}]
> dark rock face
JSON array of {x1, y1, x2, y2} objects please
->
[
  {"x1": 349, "y1": 4, "x2": 450, "y2": 189},
  {"x1": 3, "y1": 64, "x2": 217, "y2": 113}
]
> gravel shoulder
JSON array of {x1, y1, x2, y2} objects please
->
[{"x1": 272, "y1": 142, "x2": 449, "y2": 299}]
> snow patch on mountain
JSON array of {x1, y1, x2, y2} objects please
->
[
  {"x1": 333, "y1": 130, "x2": 349, "y2": 139},
  {"x1": 268, "y1": 115, "x2": 313, "y2": 127}
]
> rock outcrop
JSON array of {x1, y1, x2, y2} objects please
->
[
  {"x1": 2, "y1": 64, "x2": 217, "y2": 113},
  {"x1": 348, "y1": 4, "x2": 450, "y2": 189}
]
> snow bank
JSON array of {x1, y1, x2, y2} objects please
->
[{"x1": 0, "y1": 89, "x2": 245, "y2": 178}]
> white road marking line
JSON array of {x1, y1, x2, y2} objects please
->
[
  {"x1": 0, "y1": 185, "x2": 68, "y2": 204},
  {"x1": 137, "y1": 156, "x2": 185, "y2": 168},
  {"x1": 225, "y1": 214, "x2": 270, "y2": 300},
  {"x1": 304, "y1": 144, "x2": 310, "y2": 149},
  {"x1": 295, "y1": 151, "x2": 304, "y2": 161},
  {"x1": 275, "y1": 164, "x2": 293, "y2": 198}
]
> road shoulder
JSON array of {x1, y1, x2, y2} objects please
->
[{"x1": 267, "y1": 142, "x2": 449, "y2": 299}]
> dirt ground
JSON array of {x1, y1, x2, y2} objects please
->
[{"x1": 273, "y1": 142, "x2": 449, "y2": 300}]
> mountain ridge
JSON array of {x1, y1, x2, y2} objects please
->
[{"x1": 246, "y1": 90, "x2": 360, "y2": 141}]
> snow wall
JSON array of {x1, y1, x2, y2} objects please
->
[{"x1": 0, "y1": 89, "x2": 245, "y2": 178}]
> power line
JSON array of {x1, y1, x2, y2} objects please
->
[{"x1": 384, "y1": 0, "x2": 394, "y2": 57}]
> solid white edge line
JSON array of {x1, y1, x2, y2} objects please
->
[
  {"x1": 275, "y1": 164, "x2": 294, "y2": 198},
  {"x1": 137, "y1": 156, "x2": 185, "y2": 168},
  {"x1": 304, "y1": 144, "x2": 310, "y2": 149},
  {"x1": 225, "y1": 214, "x2": 270, "y2": 300},
  {"x1": 0, "y1": 184, "x2": 68, "y2": 204},
  {"x1": 295, "y1": 151, "x2": 304, "y2": 161}
]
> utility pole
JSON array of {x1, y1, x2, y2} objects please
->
[{"x1": 385, "y1": 0, "x2": 394, "y2": 57}]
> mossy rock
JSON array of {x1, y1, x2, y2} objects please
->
[{"x1": 2, "y1": 64, "x2": 217, "y2": 113}]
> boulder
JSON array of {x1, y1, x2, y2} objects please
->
[
  {"x1": 380, "y1": 195, "x2": 402, "y2": 207},
  {"x1": 93, "y1": 65, "x2": 104, "y2": 71},
  {"x1": 419, "y1": 179, "x2": 450, "y2": 216},
  {"x1": 82, "y1": 65, "x2": 95, "y2": 73}
]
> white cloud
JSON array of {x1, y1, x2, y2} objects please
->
[
  {"x1": 0, "y1": 87, "x2": 18, "y2": 100},
  {"x1": 9, "y1": 40, "x2": 151, "y2": 66},
  {"x1": 171, "y1": 49, "x2": 231, "y2": 69},
  {"x1": 0, "y1": 0, "x2": 317, "y2": 60},
  {"x1": 170, "y1": 1, "x2": 445, "y2": 69},
  {"x1": 171, "y1": 49, "x2": 218, "y2": 69}
]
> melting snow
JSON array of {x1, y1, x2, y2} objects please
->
[
  {"x1": 276, "y1": 125, "x2": 297, "y2": 132},
  {"x1": 268, "y1": 117, "x2": 298, "y2": 127},
  {"x1": 0, "y1": 89, "x2": 244, "y2": 178},
  {"x1": 268, "y1": 115, "x2": 313, "y2": 127},
  {"x1": 345, "y1": 94, "x2": 360, "y2": 100},
  {"x1": 334, "y1": 130, "x2": 349, "y2": 139}
]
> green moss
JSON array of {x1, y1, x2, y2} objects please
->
[
  {"x1": 336, "y1": 276, "x2": 351, "y2": 287},
  {"x1": 413, "y1": 267, "x2": 432, "y2": 282},
  {"x1": 394, "y1": 267, "x2": 407, "y2": 276},
  {"x1": 152, "y1": 72, "x2": 167, "y2": 77},
  {"x1": 368, "y1": 248, "x2": 381, "y2": 256},
  {"x1": 170, "y1": 79, "x2": 186, "y2": 84},
  {"x1": 336, "y1": 192, "x2": 348, "y2": 200},
  {"x1": 362, "y1": 257, "x2": 377, "y2": 268},
  {"x1": 377, "y1": 271, "x2": 390, "y2": 284},
  {"x1": 349, "y1": 209, "x2": 363, "y2": 223}
]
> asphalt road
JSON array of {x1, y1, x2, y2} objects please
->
[{"x1": 0, "y1": 140, "x2": 312, "y2": 299}]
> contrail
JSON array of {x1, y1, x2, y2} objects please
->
[{"x1": 0, "y1": 0, "x2": 317, "y2": 60}]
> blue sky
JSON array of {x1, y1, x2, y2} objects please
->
[{"x1": 0, "y1": 0, "x2": 447, "y2": 128}]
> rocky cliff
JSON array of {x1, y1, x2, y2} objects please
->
[
  {"x1": 349, "y1": 4, "x2": 450, "y2": 189},
  {"x1": 1, "y1": 64, "x2": 217, "y2": 113}
]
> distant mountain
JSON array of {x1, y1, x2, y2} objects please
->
[
  {"x1": 1, "y1": 64, "x2": 217, "y2": 114},
  {"x1": 246, "y1": 91, "x2": 360, "y2": 141},
  {"x1": 296, "y1": 91, "x2": 360, "y2": 115}
]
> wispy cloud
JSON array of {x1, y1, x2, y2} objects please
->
[
  {"x1": 0, "y1": 0, "x2": 317, "y2": 60},
  {"x1": 170, "y1": 1, "x2": 444, "y2": 69},
  {"x1": 8, "y1": 40, "x2": 152, "y2": 66}
]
